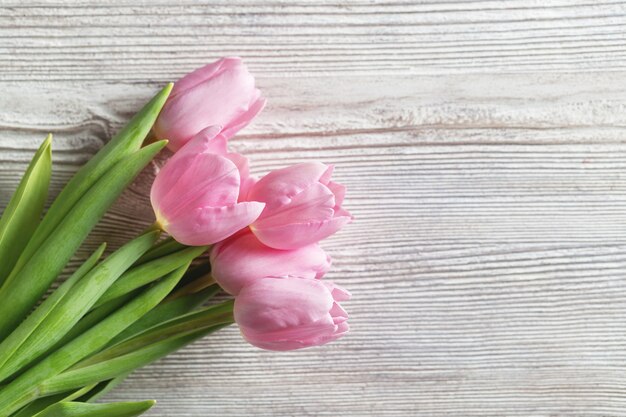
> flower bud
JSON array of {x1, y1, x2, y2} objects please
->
[
  {"x1": 234, "y1": 276, "x2": 350, "y2": 351},
  {"x1": 151, "y1": 127, "x2": 264, "y2": 245},
  {"x1": 210, "y1": 230, "x2": 331, "y2": 295},
  {"x1": 154, "y1": 57, "x2": 265, "y2": 151},
  {"x1": 247, "y1": 162, "x2": 352, "y2": 249}
]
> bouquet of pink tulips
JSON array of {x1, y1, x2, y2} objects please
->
[{"x1": 0, "y1": 57, "x2": 352, "y2": 416}]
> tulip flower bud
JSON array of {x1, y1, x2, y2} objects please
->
[
  {"x1": 234, "y1": 276, "x2": 350, "y2": 351},
  {"x1": 150, "y1": 127, "x2": 265, "y2": 246},
  {"x1": 154, "y1": 57, "x2": 266, "y2": 152},
  {"x1": 247, "y1": 162, "x2": 352, "y2": 250},
  {"x1": 210, "y1": 230, "x2": 331, "y2": 295}
]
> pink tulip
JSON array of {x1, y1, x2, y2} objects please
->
[
  {"x1": 151, "y1": 126, "x2": 265, "y2": 246},
  {"x1": 234, "y1": 276, "x2": 350, "y2": 351},
  {"x1": 154, "y1": 57, "x2": 266, "y2": 152},
  {"x1": 247, "y1": 162, "x2": 352, "y2": 249},
  {"x1": 210, "y1": 230, "x2": 331, "y2": 295}
]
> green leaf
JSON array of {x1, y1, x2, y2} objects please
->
[
  {"x1": 0, "y1": 243, "x2": 106, "y2": 382},
  {"x1": 81, "y1": 300, "x2": 234, "y2": 367},
  {"x1": 0, "y1": 265, "x2": 186, "y2": 416},
  {"x1": 94, "y1": 245, "x2": 208, "y2": 308},
  {"x1": 33, "y1": 400, "x2": 155, "y2": 417},
  {"x1": 134, "y1": 237, "x2": 186, "y2": 265},
  {"x1": 107, "y1": 284, "x2": 220, "y2": 347},
  {"x1": 59, "y1": 278, "x2": 218, "y2": 356},
  {"x1": 76, "y1": 373, "x2": 130, "y2": 403},
  {"x1": 45, "y1": 293, "x2": 138, "y2": 359},
  {"x1": 0, "y1": 134, "x2": 52, "y2": 286},
  {"x1": 0, "y1": 231, "x2": 158, "y2": 383},
  {"x1": 8, "y1": 85, "x2": 173, "y2": 284},
  {"x1": 0, "y1": 140, "x2": 167, "y2": 340},
  {"x1": 11, "y1": 394, "x2": 68, "y2": 417},
  {"x1": 41, "y1": 324, "x2": 229, "y2": 397},
  {"x1": 30, "y1": 246, "x2": 205, "y2": 356},
  {"x1": 11, "y1": 385, "x2": 97, "y2": 417}
]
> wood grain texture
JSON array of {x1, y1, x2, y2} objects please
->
[{"x1": 2, "y1": 1, "x2": 626, "y2": 416}]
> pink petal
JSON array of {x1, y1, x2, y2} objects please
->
[
  {"x1": 327, "y1": 181, "x2": 346, "y2": 208},
  {"x1": 239, "y1": 319, "x2": 338, "y2": 351},
  {"x1": 221, "y1": 93, "x2": 267, "y2": 140},
  {"x1": 248, "y1": 162, "x2": 330, "y2": 212},
  {"x1": 165, "y1": 201, "x2": 264, "y2": 246},
  {"x1": 234, "y1": 277, "x2": 333, "y2": 333},
  {"x1": 324, "y1": 281, "x2": 352, "y2": 302},
  {"x1": 319, "y1": 164, "x2": 334, "y2": 185},
  {"x1": 251, "y1": 214, "x2": 352, "y2": 250},
  {"x1": 171, "y1": 57, "x2": 242, "y2": 98},
  {"x1": 175, "y1": 126, "x2": 227, "y2": 158},
  {"x1": 335, "y1": 321, "x2": 350, "y2": 335},
  {"x1": 253, "y1": 182, "x2": 335, "y2": 229},
  {"x1": 222, "y1": 151, "x2": 255, "y2": 202},
  {"x1": 151, "y1": 153, "x2": 241, "y2": 221},
  {"x1": 210, "y1": 231, "x2": 331, "y2": 295},
  {"x1": 330, "y1": 302, "x2": 348, "y2": 324},
  {"x1": 239, "y1": 315, "x2": 349, "y2": 351},
  {"x1": 234, "y1": 277, "x2": 350, "y2": 351},
  {"x1": 155, "y1": 61, "x2": 256, "y2": 150}
]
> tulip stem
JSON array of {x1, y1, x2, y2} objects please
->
[{"x1": 165, "y1": 273, "x2": 215, "y2": 301}]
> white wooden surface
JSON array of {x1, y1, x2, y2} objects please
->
[{"x1": 3, "y1": 1, "x2": 626, "y2": 416}]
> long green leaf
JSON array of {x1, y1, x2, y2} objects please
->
[
  {"x1": 46, "y1": 293, "x2": 138, "y2": 358},
  {"x1": 11, "y1": 384, "x2": 97, "y2": 417},
  {"x1": 93, "y1": 245, "x2": 207, "y2": 308},
  {"x1": 134, "y1": 237, "x2": 186, "y2": 265},
  {"x1": 0, "y1": 232, "x2": 159, "y2": 383},
  {"x1": 33, "y1": 400, "x2": 155, "y2": 417},
  {"x1": 0, "y1": 134, "x2": 52, "y2": 286},
  {"x1": 175, "y1": 261, "x2": 211, "y2": 290},
  {"x1": 76, "y1": 373, "x2": 130, "y2": 403},
  {"x1": 41, "y1": 324, "x2": 229, "y2": 397},
  {"x1": 8, "y1": 84, "x2": 173, "y2": 283},
  {"x1": 0, "y1": 243, "x2": 106, "y2": 381},
  {"x1": 0, "y1": 265, "x2": 186, "y2": 416},
  {"x1": 63, "y1": 246, "x2": 208, "y2": 347},
  {"x1": 0, "y1": 140, "x2": 167, "y2": 339},
  {"x1": 81, "y1": 300, "x2": 234, "y2": 367},
  {"x1": 108, "y1": 284, "x2": 220, "y2": 347},
  {"x1": 11, "y1": 394, "x2": 69, "y2": 417}
]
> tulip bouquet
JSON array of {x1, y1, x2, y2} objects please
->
[{"x1": 0, "y1": 57, "x2": 352, "y2": 416}]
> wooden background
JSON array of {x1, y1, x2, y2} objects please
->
[{"x1": 2, "y1": 1, "x2": 626, "y2": 415}]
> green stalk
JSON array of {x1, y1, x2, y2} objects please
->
[
  {"x1": 85, "y1": 300, "x2": 234, "y2": 366},
  {"x1": 41, "y1": 324, "x2": 230, "y2": 397},
  {"x1": 0, "y1": 243, "x2": 106, "y2": 381},
  {"x1": 11, "y1": 385, "x2": 97, "y2": 417},
  {"x1": 0, "y1": 265, "x2": 186, "y2": 416},
  {"x1": 0, "y1": 140, "x2": 167, "y2": 339},
  {"x1": 45, "y1": 248, "x2": 208, "y2": 356},
  {"x1": 7, "y1": 84, "x2": 173, "y2": 283},
  {"x1": 134, "y1": 237, "x2": 186, "y2": 265},
  {"x1": 33, "y1": 400, "x2": 155, "y2": 417},
  {"x1": 0, "y1": 134, "x2": 52, "y2": 286},
  {"x1": 31, "y1": 301, "x2": 233, "y2": 407},
  {"x1": 76, "y1": 373, "x2": 130, "y2": 403},
  {"x1": 0, "y1": 232, "x2": 159, "y2": 383},
  {"x1": 93, "y1": 245, "x2": 208, "y2": 308},
  {"x1": 107, "y1": 284, "x2": 220, "y2": 347},
  {"x1": 46, "y1": 293, "x2": 137, "y2": 358},
  {"x1": 174, "y1": 261, "x2": 211, "y2": 290}
]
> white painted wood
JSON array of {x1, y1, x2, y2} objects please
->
[{"x1": 2, "y1": 2, "x2": 626, "y2": 416}]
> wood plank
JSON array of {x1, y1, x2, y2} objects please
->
[
  {"x1": 3, "y1": 1, "x2": 626, "y2": 414},
  {"x1": 2, "y1": 72, "x2": 626, "y2": 415},
  {"x1": 3, "y1": 1, "x2": 626, "y2": 80}
]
